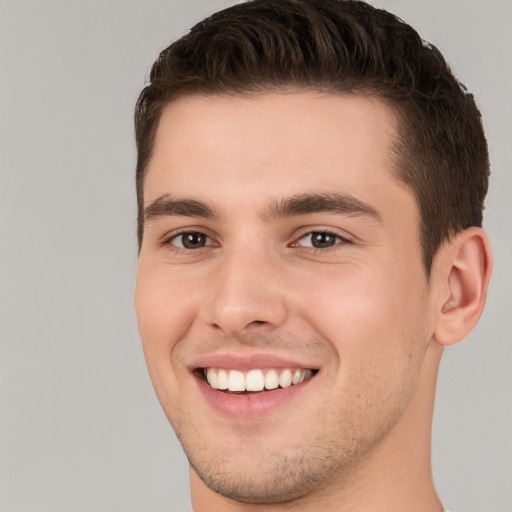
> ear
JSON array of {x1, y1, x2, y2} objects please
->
[{"x1": 433, "y1": 227, "x2": 492, "y2": 346}]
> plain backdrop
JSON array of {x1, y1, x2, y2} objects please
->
[{"x1": 0, "y1": 1, "x2": 511, "y2": 511}]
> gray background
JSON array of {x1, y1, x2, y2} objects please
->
[{"x1": 0, "y1": 1, "x2": 510, "y2": 511}]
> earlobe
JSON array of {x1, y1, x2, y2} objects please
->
[{"x1": 433, "y1": 227, "x2": 492, "y2": 346}]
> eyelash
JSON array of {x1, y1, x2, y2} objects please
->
[
  {"x1": 161, "y1": 230, "x2": 216, "y2": 251},
  {"x1": 162, "y1": 228, "x2": 352, "y2": 255},
  {"x1": 293, "y1": 230, "x2": 350, "y2": 250}
]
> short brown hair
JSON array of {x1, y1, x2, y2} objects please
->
[{"x1": 135, "y1": 0, "x2": 489, "y2": 273}]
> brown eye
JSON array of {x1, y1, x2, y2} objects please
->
[
  {"x1": 298, "y1": 231, "x2": 343, "y2": 249},
  {"x1": 172, "y1": 232, "x2": 209, "y2": 249},
  {"x1": 311, "y1": 232, "x2": 338, "y2": 248}
]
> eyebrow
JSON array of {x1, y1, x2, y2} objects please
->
[
  {"x1": 144, "y1": 195, "x2": 218, "y2": 222},
  {"x1": 264, "y1": 192, "x2": 383, "y2": 222},
  {"x1": 143, "y1": 192, "x2": 382, "y2": 224}
]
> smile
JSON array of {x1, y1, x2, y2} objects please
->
[{"x1": 203, "y1": 368, "x2": 316, "y2": 393}]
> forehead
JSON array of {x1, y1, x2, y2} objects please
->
[{"x1": 144, "y1": 91, "x2": 406, "y2": 209}]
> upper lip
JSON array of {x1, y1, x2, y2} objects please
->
[{"x1": 191, "y1": 352, "x2": 320, "y2": 372}]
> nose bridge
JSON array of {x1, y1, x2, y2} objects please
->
[{"x1": 202, "y1": 238, "x2": 288, "y2": 335}]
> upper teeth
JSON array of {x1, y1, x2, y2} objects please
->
[{"x1": 205, "y1": 368, "x2": 313, "y2": 392}]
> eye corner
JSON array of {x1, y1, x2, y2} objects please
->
[
  {"x1": 291, "y1": 229, "x2": 351, "y2": 250},
  {"x1": 160, "y1": 228, "x2": 219, "y2": 252}
]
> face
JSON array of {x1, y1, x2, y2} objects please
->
[{"x1": 135, "y1": 92, "x2": 437, "y2": 504}]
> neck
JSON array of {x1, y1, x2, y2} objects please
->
[{"x1": 190, "y1": 342, "x2": 445, "y2": 512}]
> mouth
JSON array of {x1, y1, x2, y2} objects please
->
[{"x1": 198, "y1": 367, "x2": 318, "y2": 394}]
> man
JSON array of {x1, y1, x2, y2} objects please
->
[{"x1": 133, "y1": 0, "x2": 492, "y2": 510}]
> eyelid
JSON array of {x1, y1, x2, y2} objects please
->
[
  {"x1": 290, "y1": 227, "x2": 353, "y2": 247},
  {"x1": 160, "y1": 227, "x2": 218, "y2": 248},
  {"x1": 157, "y1": 225, "x2": 353, "y2": 251}
]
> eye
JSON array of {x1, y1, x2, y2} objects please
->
[
  {"x1": 170, "y1": 231, "x2": 212, "y2": 249},
  {"x1": 296, "y1": 231, "x2": 346, "y2": 249}
]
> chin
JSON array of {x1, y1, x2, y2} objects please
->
[
  {"x1": 190, "y1": 457, "x2": 319, "y2": 505},
  {"x1": 183, "y1": 425, "x2": 366, "y2": 506}
]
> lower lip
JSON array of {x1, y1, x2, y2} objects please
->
[{"x1": 195, "y1": 374, "x2": 314, "y2": 418}]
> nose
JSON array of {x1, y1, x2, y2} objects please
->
[{"x1": 200, "y1": 245, "x2": 288, "y2": 336}]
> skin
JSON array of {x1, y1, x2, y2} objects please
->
[{"x1": 135, "y1": 91, "x2": 492, "y2": 511}]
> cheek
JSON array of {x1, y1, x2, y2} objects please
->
[
  {"x1": 297, "y1": 263, "x2": 430, "y2": 429},
  {"x1": 295, "y1": 262, "x2": 429, "y2": 372},
  {"x1": 134, "y1": 263, "x2": 203, "y2": 420},
  {"x1": 134, "y1": 263, "x2": 197, "y2": 370}
]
